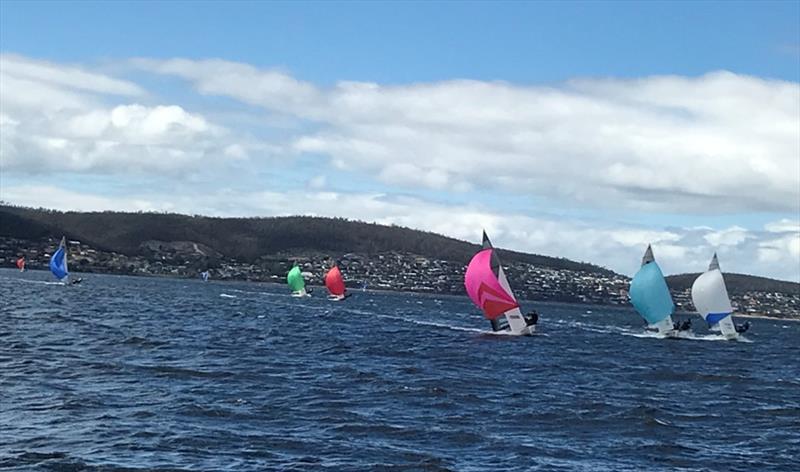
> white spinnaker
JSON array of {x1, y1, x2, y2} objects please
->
[
  {"x1": 496, "y1": 265, "x2": 529, "y2": 334},
  {"x1": 692, "y1": 269, "x2": 736, "y2": 338}
]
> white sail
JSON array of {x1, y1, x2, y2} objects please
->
[
  {"x1": 496, "y1": 264, "x2": 531, "y2": 335},
  {"x1": 691, "y1": 254, "x2": 737, "y2": 339}
]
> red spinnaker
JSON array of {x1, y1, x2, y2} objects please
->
[
  {"x1": 16, "y1": 257, "x2": 25, "y2": 271},
  {"x1": 325, "y1": 266, "x2": 346, "y2": 296}
]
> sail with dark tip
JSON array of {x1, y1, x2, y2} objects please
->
[
  {"x1": 629, "y1": 245, "x2": 675, "y2": 333},
  {"x1": 691, "y1": 253, "x2": 737, "y2": 338},
  {"x1": 465, "y1": 231, "x2": 529, "y2": 334},
  {"x1": 708, "y1": 253, "x2": 720, "y2": 271},
  {"x1": 641, "y1": 244, "x2": 655, "y2": 266}
]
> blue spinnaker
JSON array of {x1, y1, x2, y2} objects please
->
[
  {"x1": 629, "y1": 261, "x2": 674, "y2": 325},
  {"x1": 49, "y1": 246, "x2": 68, "y2": 281}
]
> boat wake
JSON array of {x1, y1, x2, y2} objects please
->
[
  {"x1": 621, "y1": 330, "x2": 752, "y2": 342},
  {"x1": 2, "y1": 277, "x2": 65, "y2": 286},
  {"x1": 219, "y1": 293, "x2": 237, "y2": 299},
  {"x1": 375, "y1": 314, "x2": 487, "y2": 334}
]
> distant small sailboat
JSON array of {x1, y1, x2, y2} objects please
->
[
  {"x1": 691, "y1": 253, "x2": 742, "y2": 340},
  {"x1": 49, "y1": 237, "x2": 70, "y2": 284},
  {"x1": 287, "y1": 265, "x2": 309, "y2": 297},
  {"x1": 464, "y1": 231, "x2": 537, "y2": 335},
  {"x1": 16, "y1": 256, "x2": 25, "y2": 272},
  {"x1": 629, "y1": 245, "x2": 677, "y2": 336},
  {"x1": 325, "y1": 264, "x2": 347, "y2": 301},
  {"x1": 200, "y1": 270, "x2": 210, "y2": 282}
]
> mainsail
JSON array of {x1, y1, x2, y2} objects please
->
[
  {"x1": 325, "y1": 265, "x2": 346, "y2": 299},
  {"x1": 464, "y1": 231, "x2": 530, "y2": 334},
  {"x1": 629, "y1": 245, "x2": 675, "y2": 335},
  {"x1": 691, "y1": 253, "x2": 737, "y2": 338},
  {"x1": 49, "y1": 236, "x2": 69, "y2": 283},
  {"x1": 287, "y1": 265, "x2": 307, "y2": 296}
]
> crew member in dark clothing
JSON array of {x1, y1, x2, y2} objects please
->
[
  {"x1": 680, "y1": 319, "x2": 692, "y2": 331},
  {"x1": 524, "y1": 310, "x2": 539, "y2": 327},
  {"x1": 735, "y1": 321, "x2": 750, "y2": 333}
]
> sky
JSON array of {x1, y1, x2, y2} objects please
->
[{"x1": 1, "y1": 0, "x2": 799, "y2": 281}]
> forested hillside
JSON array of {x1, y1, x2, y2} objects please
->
[{"x1": 0, "y1": 204, "x2": 612, "y2": 274}]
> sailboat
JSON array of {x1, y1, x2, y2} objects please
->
[
  {"x1": 200, "y1": 270, "x2": 210, "y2": 282},
  {"x1": 49, "y1": 237, "x2": 70, "y2": 284},
  {"x1": 464, "y1": 231, "x2": 537, "y2": 335},
  {"x1": 629, "y1": 245, "x2": 677, "y2": 336},
  {"x1": 287, "y1": 265, "x2": 309, "y2": 297},
  {"x1": 324, "y1": 264, "x2": 347, "y2": 301},
  {"x1": 691, "y1": 253, "x2": 741, "y2": 340},
  {"x1": 16, "y1": 256, "x2": 25, "y2": 272}
]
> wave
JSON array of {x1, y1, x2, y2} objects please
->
[{"x1": 7, "y1": 277, "x2": 65, "y2": 286}]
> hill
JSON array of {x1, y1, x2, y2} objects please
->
[
  {"x1": 0, "y1": 204, "x2": 612, "y2": 274},
  {"x1": 3, "y1": 204, "x2": 798, "y2": 317}
]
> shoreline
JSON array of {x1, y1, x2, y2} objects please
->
[{"x1": 3, "y1": 267, "x2": 798, "y2": 322}]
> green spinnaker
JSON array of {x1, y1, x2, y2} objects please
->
[{"x1": 287, "y1": 266, "x2": 305, "y2": 292}]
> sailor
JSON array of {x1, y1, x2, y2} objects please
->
[
  {"x1": 735, "y1": 321, "x2": 750, "y2": 333},
  {"x1": 680, "y1": 319, "x2": 692, "y2": 331},
  {"x1": 524, "y1": 310, "x2": 539, "y2": 327},
  {"x1": 673, "y1": 320, "x2": 681, "y2": 330}
]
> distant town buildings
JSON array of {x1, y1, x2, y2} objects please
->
[{"x1": 2, "y1": 236, "x2": 798, "y2": 319}]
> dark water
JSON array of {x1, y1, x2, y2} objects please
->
[{"x1": 1, "y1": 269, "x2": 799, "y2": 471}]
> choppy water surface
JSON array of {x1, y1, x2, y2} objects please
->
[{"x1": 1, "y1": 269, "x2": 799, "y2": 471}]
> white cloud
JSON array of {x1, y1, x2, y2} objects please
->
[
  {"x1": 2, "y1": 54, "x2": 798, "y2": 283},
  {"x1": 134, "y1": 59, "x2": 800, "y2": 215},
  {"x1": 0, "y1": 55, "x2": 254, "y2": 176},
  {"x1": 3, "y1": 184, "x2": 799, "y2": 282},
  {"x1": 765, "y1": 219, "x2": 800, "y2": 233},
  {"x1": 1, "y1": 54, "x2": 144, "y2": 97},
  {"x1": 130, "y1": 58, "x2": 322, "y2": 115},
  {"x1": 703, "y1": 226, "x2": 750, "y2": 246},
  {"x1": 2, "y1": 103, "x2": 227, "y2": 174}
]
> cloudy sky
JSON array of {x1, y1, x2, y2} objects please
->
[{"x1": 1, "y1": 1, "x2": 798, "y2": 281}]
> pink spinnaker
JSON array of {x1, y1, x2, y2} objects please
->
[{"x1": 464, "y1": 248, "x2": 519, "y2": 320}]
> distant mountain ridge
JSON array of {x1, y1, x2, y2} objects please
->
[
  {"x1": 2, "y1": 204, "x2": 797, "y2": 297},
  {"x1": 0, "y1": 204, "x2": 612, "y2": 275}
]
